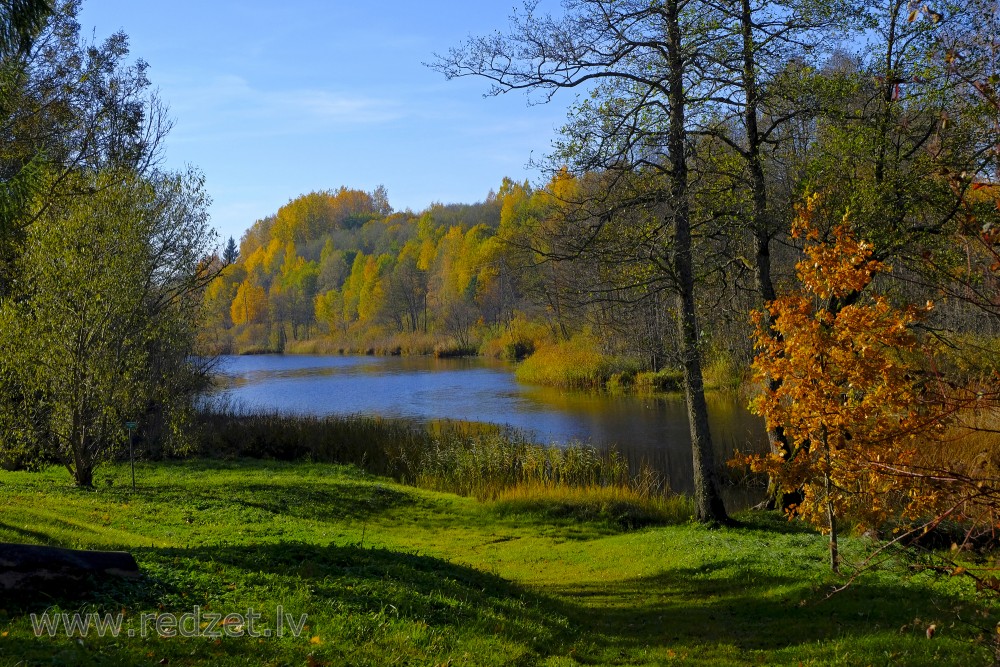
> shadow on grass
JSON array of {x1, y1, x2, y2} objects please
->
[
  {"x1": 0, "y1": 520, "x2": 58, "y2": 544},
  {"x1": 3, "y1": 541, "x2": 575, "y2": 667},
  {"x1": 106, "y1": 479, "x2": 413, "y2": 526},
  {"x1": 539, "y1": 562, "x2": 988, "y2": 662},
  {"x1": 729, "y1": 509, "x2": 827, "y2": 535},
  {"x1": 3, "y1": 539, "x2": 992, "y2": 665},
  {"x1": 154, "y1": 542, "x2": 562, "y2": 634}
]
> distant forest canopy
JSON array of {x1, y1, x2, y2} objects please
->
[{"x1": 198, "y1": 180, "x2": 576, "y2": 361}]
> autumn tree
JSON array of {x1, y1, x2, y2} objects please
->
[
  {"x1": 0, "y1": 168, "x2": 214, "y2": 486},
  {"x1": 231, "y1": 278, "x2": 269, "y2": 327},
  {"x1": 0, "y1": 2, "x2": 215, "y2": 482},
  {"x1": 198, "y1": 263, "x2": 243, "y2": 353},
  {"x1": 384, "y1": 240, "x2": 427, "y2": 332},
  {"x1": 1, "y1": 1, "x2": 170, "y2": 295},
  {"x1": 742, "y1": 196, "x2": 936, "y2": 571}
]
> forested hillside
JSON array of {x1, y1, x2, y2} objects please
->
[{"x1": 199, "y1": 179, "x2": 702, "y2": 381}]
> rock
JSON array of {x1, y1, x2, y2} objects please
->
[{"x1": 0, "y1": 542, "x2": 139, "y2": 591}]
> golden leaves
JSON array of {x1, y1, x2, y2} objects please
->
[{"x1": 743, "y1": 198, "x2": 930, "y2": 533}]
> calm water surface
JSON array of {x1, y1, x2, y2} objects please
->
[{"x1": 209, "y1": 354, "x2": 766, "y2": 496}]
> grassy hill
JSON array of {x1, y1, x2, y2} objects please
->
[{"x1": 0, "y1": 460, "x2": 996, "y2": 666}]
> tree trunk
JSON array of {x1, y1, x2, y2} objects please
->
[
  {"x1": 71, "y1": 417, "x2": 94, "y2": 487},
  {"x1": 74, "y1": 459, "x2": 93, "y2": 487},
  {"x1": 666, "y1": 0, "x2": 728, "y2": 524},
  {"x1": 739, "y1": 0, "x2": 794, "y2": 509},
  {"x1": 821, "y1": 425, "x2": 840, "y2": 574}
]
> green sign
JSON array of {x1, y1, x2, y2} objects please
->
[{"x1": 125, "y1": 421, "x2": 138, "y2": 430}]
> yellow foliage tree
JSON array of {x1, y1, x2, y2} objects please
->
[{"x1": 230, "y1": 279, "x2": 269, "y2": 326}]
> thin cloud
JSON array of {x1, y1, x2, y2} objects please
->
[{"x1": 164, "y1": 74, "x2": 405, "y2": 143}]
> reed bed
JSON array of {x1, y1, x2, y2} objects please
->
[
  {"x1": 194, "y1": 405, "x2": 690, "y2": 525},
  {"x1": 514, "y1": 335, "x2": 642, "y2": 389},
  {"x1": 913, "y1": 403, "x2": 1000, "y2": 475},
  {"x1": 492, "y1": 483, "x2": 694, "y2": 528},
  {"x1": 285, "y1": 332, "x2": 476, "y2": 358}
]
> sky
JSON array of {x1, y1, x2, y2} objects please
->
[{"x1": 76, "y1": 1, "x2": 572, "y2": 245}]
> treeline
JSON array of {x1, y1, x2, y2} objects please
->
[{"x1": 199, "y1": 178, "x2": 733, "y2": 393}]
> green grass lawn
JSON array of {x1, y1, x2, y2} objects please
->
[{"x1": 0, "y1": 460, "x2": 996, "y2": 666}]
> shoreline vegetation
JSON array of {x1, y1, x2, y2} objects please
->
[
  {"x1": 236, "y1": 330, "x2": 746, "y2": 395},
  {"x1": 194, "y1": 408, "x2": 696, "y2": 529}
]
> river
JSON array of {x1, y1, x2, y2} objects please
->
[{"x1": 207, "y1": 354, "x2": 767, "y2": 497}]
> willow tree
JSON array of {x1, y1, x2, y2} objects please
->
[{"x1": 433, "y1": 0, "x2": 732, "y2": 522}]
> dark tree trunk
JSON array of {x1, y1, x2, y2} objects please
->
[
  {"x1": 666, "y1": 0, "x2": 729, "y2": 524},
  {"x1": 739, "y1": 0, "x2": 793, "y2": 508}
]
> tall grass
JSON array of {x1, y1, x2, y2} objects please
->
[
  {"x1": 914, "y1": 404, "x2": 1000, "y2": 474},
  {"x1": 515, "y1": 334, "x2": 642, "y2": 389},
  {"x1": 285, "y1": 332, "x2": 479, "y2": 358},
  {"x1": 193, "y1": 406, "x2": 690, "y2": 525},
  {"x1": 492, "y1": 483, "x2": 694, "y2": 528}
]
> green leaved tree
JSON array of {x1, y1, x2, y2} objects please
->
[{"x1": 0, "y1": 168, "x2": 214, "y2": 486}]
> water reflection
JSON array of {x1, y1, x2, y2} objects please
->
[{"x1": 208, "y1": 355, "x2": 767, "y2": 497}]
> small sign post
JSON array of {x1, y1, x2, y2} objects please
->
[{"x1": 125, "y1": 421, "x2": 138, "y2": 490}]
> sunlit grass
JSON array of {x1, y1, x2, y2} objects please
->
[{"x1": 1, "y1": 460, "x2": 997, "y2": 666}]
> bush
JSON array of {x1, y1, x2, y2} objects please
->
[
  {"x1": 634, "y1": 368, "x2": 684, "y2": 392},
  {"x1": 702, "y1": 351, "x2": 745, "y2": 391},
  {"x1": 480, "y1": 315, "x2": 552, "y2": 361}
]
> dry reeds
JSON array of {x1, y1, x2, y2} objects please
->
[{"x1": 194, "y1": 405, "x2": 690, "y2": 525}]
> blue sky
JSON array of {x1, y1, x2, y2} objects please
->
[{"x1": 77, "y1": 1, "x2": 571, "y2": 244}]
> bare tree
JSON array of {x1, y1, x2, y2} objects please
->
[{"x1": 432, "y1": 0, "x2": 734, "y2": 522}]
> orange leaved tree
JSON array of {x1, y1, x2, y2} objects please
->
[{"x1": 742, "y1": 195, "x2": 933, "y2": 572}]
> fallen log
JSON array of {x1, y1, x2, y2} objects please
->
[{"x1": 0, "y1": 543, "x2": 140, "y2": 591}]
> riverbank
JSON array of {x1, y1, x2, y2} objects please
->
[
  {"x1": 1, "y1": 460, "x2": 995, "y2": 666},
  {"x1": 194, "y1": 409, "x2": 694, "y2": 525},
  {"x1": 237, "y1": 331, "x2": 749, "y2": 395}
]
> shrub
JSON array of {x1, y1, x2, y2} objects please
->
[
  {"x1": 480, "y1": 315, "x2": 552, "y2": 361},
  {"x1": 633, "y1": 368, "x2": 684, "y2": 392}
]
